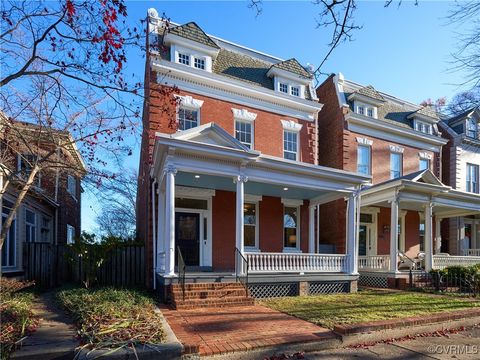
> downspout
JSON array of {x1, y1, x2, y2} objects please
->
[
  {"x1": 54, "y1": 147, "x2": 60, "y2": 245},
  {"x1": 151, "y1": 178, "x2": 157, "y2": 290}
]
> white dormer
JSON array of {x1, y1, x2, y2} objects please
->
[
  {"x1": 266, "y1": 61, "x2": 312, "y2": 99},
  {"x1": 407, "y1": 110, "x2": 439, "y2": 136},
  {"x1": 353, "y1": 101, "x2": 378, "y2": 119},
  {"x1": 170, "y1": 43, "x2": 214, "y2": 72}
]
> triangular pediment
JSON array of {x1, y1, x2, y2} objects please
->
[
  {"x1": 406, "y1": 169, "x2": 444, "y2": 186},
  {"x1": 172, "y1": 123, "x2": 251, "y2": 151}
]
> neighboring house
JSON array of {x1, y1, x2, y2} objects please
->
[
  {"x1": 440, "y1": 107, "x2": 480, "y2": 256},
  {"x1": 0, "y1": 118, "x2": 84, "y2": 276},
  {"x1": 137, "y1": 10, "x2": 370, "y2": 299},
  {"x1": 316, "y1": 74, "x2": 480, "y2": 288}
]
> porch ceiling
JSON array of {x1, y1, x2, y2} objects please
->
[{"x1": 176, "y1": 171, "x2": 332, "y2": 200}]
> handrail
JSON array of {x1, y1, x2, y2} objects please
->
[
  {"x1": 398, "y1": 251, "x2": 419, "y2": 270},
  {"x1": 177, "y1": 246, "x2": 186, "y2": 301},
  {"x1": 235, "y1": 248, "x2": 249, "y2": 297}
]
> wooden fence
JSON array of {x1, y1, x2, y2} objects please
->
[{"x1": 23, "y1": 242, "x2": 145, "y2": 288}]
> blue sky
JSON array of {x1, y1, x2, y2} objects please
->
[{"x1": 81, "y1": 0, "x2": 472, "y2": 232}]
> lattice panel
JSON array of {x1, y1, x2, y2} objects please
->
[
  {"x1": 309, "y1": 281, "x2": 350, "y2": 295},
  {"x1": 359, "y1": 274, "x2": 388, "y2": 288},
  {"x1": 248, "y1": 283, "x2": 299, "y2": 298}
]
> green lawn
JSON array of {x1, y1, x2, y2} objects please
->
[
  {"x1": 260, "y1": 289, "x2": 480, "y2": 329},
  {"x1": 56, "y1": 287, "x2": 165, "y2": 349}
]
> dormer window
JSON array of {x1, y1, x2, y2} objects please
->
[
  {"x1": 414, "y1": 120, "x2": 433, "y2": 135},
  {"x1": 466, "y1": 118, "x2": 478, "y2": 139},
  {"x1": 367, "y1": 108, "x2": 374, "y2": 117},
  {"x1": 279, "y1": 83, "x2": 288, "y2": 93},
  {"x1": 178, "y1": 53, "x2": 190, "y2": 66},
  {"x1": 358, "y1": 106, "x2": 365, "y2": 116},
  {"x1": 194, "y1": 57, "x2": 205, "y2": 70},
  {"x1": 290, "y1": 86, "x2": 300, "y2": 97}
]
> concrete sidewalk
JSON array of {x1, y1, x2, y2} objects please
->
[{"x1": 11, "y1": 292, "x2": 78, "y2": 360}]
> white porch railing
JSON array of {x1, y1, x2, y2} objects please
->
[
  {"x1": 463, "y1": 249, "x2": 480, "y2": 256},
  {"x1": 245, "y1": 252, "x2": 349, "y2": 273},
  {"x1": 433, "y1": 255, "x2": 480, "y2": 270},
  {"x1": 358, "y1": 255, "x2": 390, "y2": 271}
]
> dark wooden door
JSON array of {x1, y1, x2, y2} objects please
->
[{"x1": 175, "y1": 212, "x2": 200, "y2": 266}]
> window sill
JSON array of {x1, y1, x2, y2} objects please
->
[
  {"x1": 244, "y1": 247, "x2": 260, "y2": 253},
  {"x1": 282, "y1": 248, "x2": 302, "y2": 253}
]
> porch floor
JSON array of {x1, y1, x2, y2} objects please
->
[{"x1": 161, "y1": 304, "x2": 336, "y2": 357}]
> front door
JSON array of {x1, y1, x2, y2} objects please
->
[
  {"x1": 175, "y1": 212, "x2": 200, "y2": 266},
  {"x1": 359, "y1": 225, "x2": 368, "y2": 256}
]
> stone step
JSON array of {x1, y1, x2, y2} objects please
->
[
  {"x1": 171, "y1": 296, "x2": 255, "y2": 310},
  {"x1": 169, "y1": 288, "x2": 248, "y2": 300},
  {"x1": 170, "y1": 282, "x2": 245, "y2": 291}
]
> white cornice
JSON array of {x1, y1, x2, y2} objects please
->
[
  {"x1": 356, "y1": 137, "x2": 373, "y2": 146},
  {"x1": 281, "y1": 120, "x2": 303, "y2": 132},
  {"x1": 266, "y1": 67, "x2": 311, "y2": 85},
  {"x1": 419, "y1": 152, "x2": 433, "y2": 160},
  {"x1": 231, "y1": 108, "x2": 257, "y2": 122},
  {"x1": 152, "y1": 59, "x2": 322, "y2": 121},
  {"x1": 345, "y1": 112, "x2": 447, "y2": 153},
  {"x1": 389, "y1": 144, "x2": 404, "y2": 154}
]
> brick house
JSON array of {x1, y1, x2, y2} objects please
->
[
  {"x1": 439, "y1": 107, "x2": 480, "y2": 256},
  {"x1": 1, "y1": 118, "x2": 84, "y2": 276},
  {"x1": 137, "y1": 10, "x2": 370, "y2": 299},
  {"x1": 316, "y1": 74, "x2": 480, "y2": 287}
]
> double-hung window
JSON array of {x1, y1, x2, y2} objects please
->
[
  {"x1": 283, "y1": 131, "x2": 298, "y2": 161},
  {"x1": 390, "y1": 152, "x2": 403, "y2": 179},
  {"x1": 358, "y1": 106, "x2": 365, "y2": 116},
  {"x1": 466, "y1": 163, "x2": 479, "y2": 193},
  {"x1": 178, "y1": 107, "x2": 199, "y2": 131},
  {"x1": 67, "y1": 175, "x2": 76, "y2": 198},
  {"x1": 244, "y1": 203, "x2": 258, "y2": 248},
  {"x1": 235, "y1": 120, "x2": 253, "y2": 149},
  {"x1": 1, "y1": 200, "x2": 16, "y2": 268},
  {"x1": 357, "y1": 145, "x2": 371, "y2": 175},
  {"x1": 194, "y1": 57, "x2": 205, "y2": 70},
  {"x1": 25, "y1": 209, "x2": 36, "y2": 243},
  {"x1": 284, "y1": 206, "x2": 298, "y2": 250},
  {"x1": 290, "y1": 86, "x2": 300, "y2": 97},
  {"x1": 67, "y1": 225, "x2": 75, "y2": 244},
  {"x1": 279, "y1": 83, "x2": 288, "y2": 94},
  {"x1": 367, "y1": 108, "x2": 374, "y2": 117},
  {"x1": 419, "y1": 159, "x2": 430, "y2": 171},
  {"x1": 466, "y1": 118, "x2": 478, "y2": 139}
]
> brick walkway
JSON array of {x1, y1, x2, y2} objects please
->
[{"x1": 161, "y1": 304, "x2": 335, "y2": 356}]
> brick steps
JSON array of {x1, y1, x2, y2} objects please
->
[{"x1": 168, "y1": 282, "x2": 254, "y2": 309}]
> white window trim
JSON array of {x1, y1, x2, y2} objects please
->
[
  {"x1": 414, "y1": 119, "x2": 433, "y2": 135},
  {"x1": 232, "y1": 108, "x2": 257, "y2": 150},
  {"x1": 466, "y1": 163, "x2": 479, "y2": 194},
  {"x1": 356, "y1": 137, "x2": 373, "y2": 146},
  {"x1": 354, "y1": 101, "x2": 377, "y2": 119},
  {"x1": 389, "y1": 144, "x2": 404, "y2": 153},
  {"x1": 244, "y1": 201, "x2": 260, "y2": 251},
  {"x1": 418, "y1": 152, "x2": 432, "y2": 160},
  {"x1": 274, "y1": 77, "x2": 305, "y2": 99},
  {"x1": 281, "y1": 120, "x2": 302, "y2": 160},
  {"x1": 283, "y1": 130, "x2": 299, "y2": 161},
  {"x1": 67, "y1": 175, "x2": 77, "y2": 200},
  {"x1": 171, "y1": 44, "x2": 213, "y2": 72},
  {"x1": 282, "y1": 202, "x2": 302, "y2": 253},
  {"x1": 466, "y1": 118, "x2": 478, "y2": 139},
  {"x1": 357, "y1": 144, "x2": 371, "y2": 176},
  {"x1": 1, "y1": 208, "x2": 16, "y2": 268},
  {"x1": 390, "y1": 152, "x2": 403, "y2": 179},
  {"x1": 67, "y1": 224, "x2": 75, "y2": 244},
  {"x1": 25, "y1": 208, "x2": 36, "y2": 243},
  {"x1": 175, "y1": 95, "x2": 203, "y2": 131},
  {"x1": 419, "y1": 158, "x2": 430, "y2": 171}
]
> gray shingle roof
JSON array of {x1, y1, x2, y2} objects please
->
[
  {"x1": 270, "y1": 58, "x2": 312, "y2": 78},
  {"x1": 169, "y1": 22, "x2": 219, "y2": 49},
  {"x1": 410, "y1": 106, "x2": 440, "y2": 120},
  {"x1": 353, "y1": 86, "x2": 385, "y2": 102},
  {"x1": 446, "y1": 107, "x2": 476, "y2": 125}
]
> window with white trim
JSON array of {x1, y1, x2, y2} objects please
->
[
  {"x1": 358, "y1": 106, "x2": 365, "y2": 115},
  {"x1": 357, "y1": 145, "x2": 371, "y2": 175},
  {"x1": 67, "y1": 224, "x2": 75, "y2": 244},
  {"x1": 244, "y1": 203, "x2": 258, "y2": 248},
  {"x1": 194, "y1": 57, "x2": 205, "y2": 70},
  {"x1": 419, "y1": 158, "x2": 430, "y2": 171},
  {"x1": 178, "y1": 108, "x2": 199, "y2": 131},
  {"x1": 235, "y1": 120, "x2": 253, "y2": 149},
  {"x1": 178, "y1": 53, "x2": 190, "y2": 66},
  {"x1": 466, "y1": 118, "x2": 478, "y2": 139},
  {"x1": 390, "y1": 152, "x2": 403, "y2": 179},
  {"x1": 283, "y1": 130, "x2": 298, "y2": 161},
  {"x1": 1, "y1": 200, "x2": 16, "y2": 268},
  {"x1": 367, "y1": 108, "x2": 374, "y2": 117},
  {"x1": 67, "y1": 175, "x2": 76, "y2": 198},
  {"x1": 284, "y1": 206, "x2": 298, "y2": 249},
  {"x1": 279, "y1": 83, "x2": 288, "y2": 93},
  {"x1": 290, "y1": 86, "x2": 300, "y2": 97},
  {"x1": 466, "y1": 163, "x2": 479, "y2": 193},
  {"x1": 25, "y1": 208, "x2": 36, "y2": 243},
  {"x1": 415, "y1": 120, "x2": 433, "y2": 135}
]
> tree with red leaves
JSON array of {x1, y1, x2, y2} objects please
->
[{"x1": 0, "y1": 0, "x2": 147, "y2": 256}]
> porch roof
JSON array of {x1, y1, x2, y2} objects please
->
[
  {"x1": 152, "y1": 123, "x2": 371, "y2": 205},
  {"x1": 360, "y1": 170, "x2": 480, "y2": 218}
]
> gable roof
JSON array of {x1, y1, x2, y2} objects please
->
[
  {"x1": 446, "y1": 107, "x2": 478, "y2": 125},
  {"x1": 171, "y1": 122, "x2": 256, "y2": 153},
  {"x1": 270, "y1": 58, "x2": 312, "y2": 78},
  {"x1": 169, "y1": 22, "x2": 219, "y2": 49},
  {"x1": 354, "y1": 85, "x2": 385, "y2": 102},
  {"x1": 409, "y1": 106, "x2": 440, "y2": 121}
]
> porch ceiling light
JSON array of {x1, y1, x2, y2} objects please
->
[
  {"x1": 283, "y1": 187, "x2": 288, "y2": 191},
  {"x1": 194, "y1": 175, "x2": 200, "y2": 179}
]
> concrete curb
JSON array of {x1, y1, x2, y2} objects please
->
[{"x1": 75, "y1": 307, "x2": 184, "y2": 360}]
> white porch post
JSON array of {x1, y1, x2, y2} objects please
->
[
  {"x1": 458, "y1": 217, "x2": 465, "y2": 256},
  {"x1": 424, "y1": 202, "x2": 433, "y2": 271},
  {"x1": 157, "y1": 189, "x2": 165, "y2": 272},
  {"x1": 346, "y1": 192, "x2": 358, "y2": 274},
  {"x1": 309, "y1": 206, "x2": 315, "y2": 253},
  {"x1": 235, "y1": 175, "x2": 247, "y2": 252},
  {"x1": 390, "y1": 197, "x2": 399, "y2": 273},
  {"x1": 164, "y1": 166, "x2": 177, "y2": 277},
  {"x1": 435, "y1": 217, "x2": 442, "y2": 255}
]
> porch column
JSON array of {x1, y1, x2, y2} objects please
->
[
  {"x1": 235, "y1": 175, "x2": 248, "y2": 255},
  {"x1": 346, "y1": 193, "x2": 359, "y2": 274},
  {"x1": 424, "y1": 202, "x2": 433, "y2": 271},
  {"x1": 164, "y1": 166, "x2": 177, "y2": 277},
  {"x1": 157, "y1": 189, "x2": 165, "y2": 272},
  {"x1": 435, "y1": 217, "x2": 442, "y2": 255},
  {"x1": 390, "y1": 197, "x2": 399, "y2": 273},
  {"x1": 309, "y1": 206, "x2": 315, "y2": 253}
]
